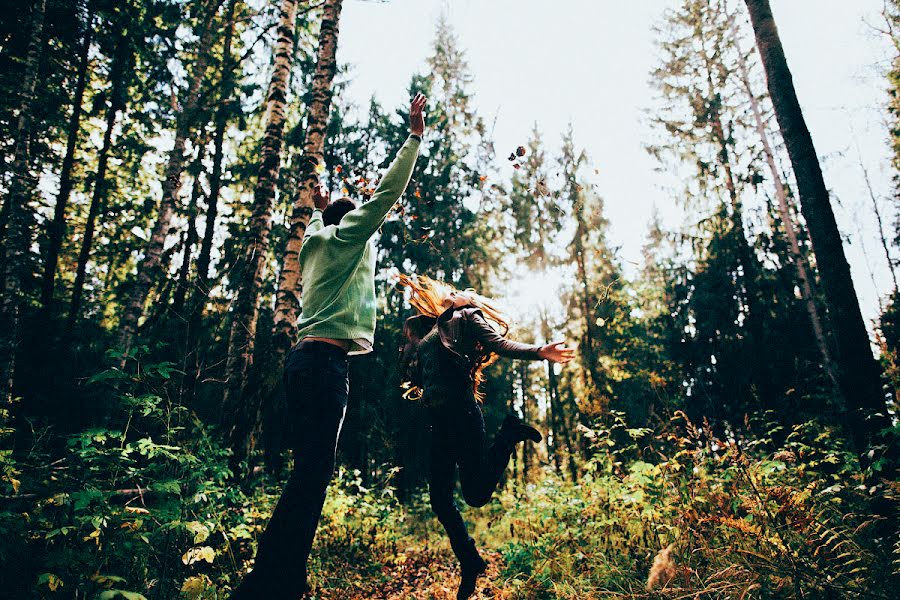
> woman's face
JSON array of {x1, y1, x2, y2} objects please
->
[{"x1": 442, "y1": 291, "x2": 470, "y2": 310}]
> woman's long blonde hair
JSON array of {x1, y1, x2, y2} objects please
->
[{"x1": 397, "y1": 274, "x2": 510, "y2": 402}]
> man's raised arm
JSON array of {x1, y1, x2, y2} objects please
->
[{"x1": 336, "y1": 93, "x2": 427, "y2": 243}]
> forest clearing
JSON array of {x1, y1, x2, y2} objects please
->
[{"x1": 0, "y1": 0, "x2": 898, "y2": 598}]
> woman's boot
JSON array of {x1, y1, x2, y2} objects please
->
[
  {"x1": 456, "y1": 539, "x2": 488, "y2": 599},
  {"x1": 498, "y1": 413, "x2": 542, "y2": 444}
]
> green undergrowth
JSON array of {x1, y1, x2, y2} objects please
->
[{"x1": 1, "y1": 353, "x2": 897, "y2": 598}]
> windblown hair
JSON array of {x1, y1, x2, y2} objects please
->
[{"x1": 397, "y1": 274, "x2": 510, "y2": 402}]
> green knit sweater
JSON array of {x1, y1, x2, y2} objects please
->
[{"x1": 296, "y1": 135, "x2": 421, "y2": 354}]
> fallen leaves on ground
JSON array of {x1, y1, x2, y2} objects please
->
[{"x1": 312, "y1": 547, "x2": 504, "y2": 599}]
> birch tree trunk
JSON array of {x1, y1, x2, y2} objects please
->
[
  {"x1": 116, "y1": 0, "x2": 219, "y2": 363},
  {"x1": 744, "y1": 0, "x2": 889, "y2": 457},
  {"x1": 223, "y1": 0, "x2": 298, "y2": 468},
  {"x1": 41, "y1": 5, "x2": 94, "y2": 312},
  {"x1": 1, "y1": 0, "x2": 46, "y2": 403},
  {"x1": 271, "y1": 0, "x2": 343, "y2": 354}
]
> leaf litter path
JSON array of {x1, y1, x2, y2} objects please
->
[{"x1": 312, "y1": 547, "x2": 505, "y2": 599}]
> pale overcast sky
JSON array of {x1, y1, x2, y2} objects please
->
[{"x1": 337, "y1": 0, "x2": 896, "y2": 332}]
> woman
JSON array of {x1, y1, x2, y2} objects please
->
[{"x1": 398, "y1": 275, "x2": 574, "y2": 599}]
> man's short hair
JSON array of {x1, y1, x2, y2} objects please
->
[{"x1": 322, "y1": 197, "x2": 356, "y2": 226}]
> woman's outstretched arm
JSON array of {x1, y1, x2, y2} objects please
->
[{"x1": 469, "y1": 311, "x2": 576, "y2": 363}]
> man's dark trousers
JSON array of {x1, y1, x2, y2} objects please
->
[{"x1": 231, "y1": 340, "x2": 349, "y2": 599}]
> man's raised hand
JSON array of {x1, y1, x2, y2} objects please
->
[
  {"x1": 313, "y1": 179, "x2": 329, "y2": 210},
  {"x1": 410, "y1": 93, "x2": 427, "y2": 137}
]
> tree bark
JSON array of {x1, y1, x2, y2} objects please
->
[
  {"x1": 184, "y1": 0, "x2": 240, "y2": 399},
  {"x1": 65, "y1": 32, "x2": 129, "y2": 343},
  {"x1": 172, "y1": 142, "x2": 207, "y2": 315},
  {"x1": 223, "y1": 0, "x2": 299, "y2": 469},
  {"x1": 116, "y1": 0, "x2": 219, "y2": 364},
  {"x1": 0, "y1": 0, "x2": 46, "y2": 403},
  {"x1": 271, "y1": 0, "x2": 343, "y2": 354},
  {"x1": 744, "y1": 0, "x2": 889, "y2": 456},
  {"x1": 731, "y1": 16, "x2": 838, "y2": 389},
  {"x1": 41, "y1": 5, "x2": 94, "y2": 313}
]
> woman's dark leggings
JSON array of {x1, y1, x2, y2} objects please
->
[{"x1": 427, "y1": 387, "x2": 516, "y2": 567}]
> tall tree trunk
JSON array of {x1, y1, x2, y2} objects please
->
[
  {"x1": 0, "y1": 0, "x2": 46, "y2": 403},
  {"x1": 271, "y1": 0, "x2": 343, "y2": 354},
  {"x1": 116, "y1": 1, "x2": 219, "y2": 363},
  {"x1": 571, "y1": 194, "x2": 603, "y2": 406},
  {"x1": 709, "y1": 105, "x2": 774, "y2": 404},
  {"x1": 65, "y1": 33, "x2": 129, "y2": 343},
  {"x1": 184, "y1": 0, "x2": 240, "y2": 399},
  {"x1": 731, "y1": 17, "x2": 838, "y2": 388},
  {"x1": 223, "y1": 0, "x2": 298, "y2": 470},
  {"x1": 172, "y1": 142, "x2": 207, "y2": 315},
  {"x1": 744, "y1": 0, "x2": 889, "y2": 457},
  {"x1": 41, "y1": 6, "x2": 94, "y2": 313},
  {"x1": 699, "y1": 28, "x2": 773, "y2": 406}
]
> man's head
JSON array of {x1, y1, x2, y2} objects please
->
[{"x1": 322, "y1": 197, "x2": 356, "y2": 226}]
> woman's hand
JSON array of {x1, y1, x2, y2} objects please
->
[{"x1": 538, "y1": 341, "x2": 576, "y2": 364}]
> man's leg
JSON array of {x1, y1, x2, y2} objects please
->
[{"x1": 231, "y1": 341, "x2": 349, "y2": 599}]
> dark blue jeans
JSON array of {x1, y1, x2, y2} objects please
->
[
  {"x1": 231, "y1": 341, "x2": 349, "y2": 599},
  {"x1": 427, "y1": 386, "x2": 515, "y2": 568}
]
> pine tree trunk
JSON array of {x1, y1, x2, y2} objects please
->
[
  {"x1": 223, "y1": 0, "x2": 298, "y2": 469},
  {"x1": 184, "y1": 0, "x2": 239, "y2": 399},
  {"x1": 731, "y1": 18, "x2": 838, "y2": 388},
  {"x1": 1, "y1": 0, "x2": 46, "y2": 403},
  {"x1": 65, "y1": 33, "x2": 128, "y2": 342},
  {"x1": 116, "y1": 1, "x2": 218, "y2": 363},
  {"x1": 41, "y1": 6, "x2": 93, "y2": 312},
  {"x1": 172, "y1": 142, "x2": 207, "y2": 315},
  {"x1": 571, "y1": 196, "x2": 603, "y2": 406},
  {"x1": 744, "y1": 0, "x2": 889, "y2": 456},
  {"x1": 271, "y1": 0, "x2": 343, "y2": 354}
]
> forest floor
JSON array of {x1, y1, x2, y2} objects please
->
[{"x1": 313, "y1": 547, "x2": 505, "y2": 599}]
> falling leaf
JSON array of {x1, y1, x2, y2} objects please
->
[
  {"x1": 508, "y1": 153, "x2": 516, "y2": 161},
  {"x1": 594, "y1": 168, "x2": 600, "y2": 175},
  {"x1": 516, "y1": 145, "x2": 526, "y2": 157},
  {"x1": 512, "y1": 163, "x2": 521, "y2": 170}
]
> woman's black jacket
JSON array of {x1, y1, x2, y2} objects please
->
[{"x1": 400, "y1": 306, "x2": 542, "y2": 384}]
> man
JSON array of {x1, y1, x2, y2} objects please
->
[{"x1": 231, "y1": 93, "x2": 426, "y2": 599}]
